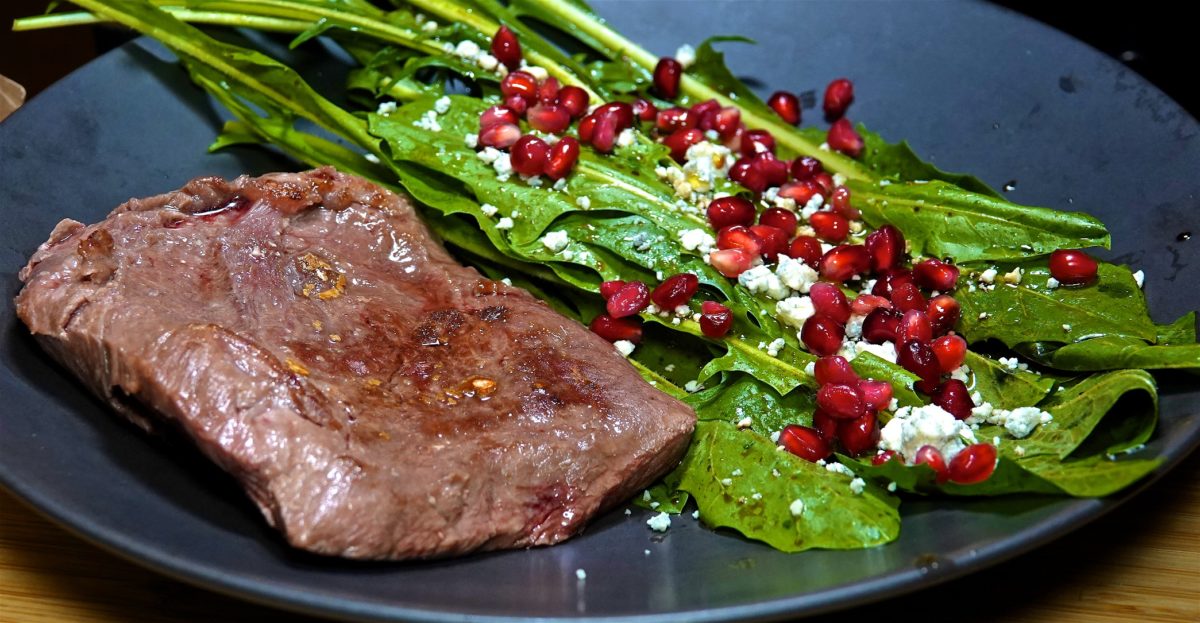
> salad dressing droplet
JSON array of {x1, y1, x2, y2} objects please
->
[
  {"x1": 1002, "y1": 180, "x2": 1017, "y2": 192},
  {"x1": 1177, "y1": 231, "x2": 1192, "y2": 242}
]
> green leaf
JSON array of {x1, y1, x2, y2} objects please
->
[
  {"x1": 850, "y1": 352, "x2": 923, "y2": 407},
  {"x1": 684, "y1": 373, "x2": 815, "y2": 435},
  {"x1": 963, "y1": 351, "x2": 1056, "y2": 410},
  {"x1": 1010, "y1": 370, "x2": 1157, "y2": 460},
  {"x1": 1014, "y1": 453, "x2": 1162, "y2": 497},
  {"x1": 632, "y1": 482, "x2": 689, "y2": 514},
  {"x1": 1157, "y1": 312, "x2": 1197, "y2": 344},
  {"x1": 1022, "y1": 337, "x2": 1200, "y2": 371},
  {"x1": 685, "y1": 37, "x2": 777, "y2": 122},
  {"x1": 675, "y1": 422, "x2": 899, "y2": 551},
  {"x1": 855, "y1": 126, "x2": 1004, "y2": 198}
]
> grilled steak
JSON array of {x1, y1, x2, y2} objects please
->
[{"x1": 14, "y1": 167, "x2": 695, "y2": 559}]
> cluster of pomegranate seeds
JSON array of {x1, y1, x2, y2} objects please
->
[
  {"x1": 1048, "y1": 249, "x2": 1098, "y2": 285},
  {"x1": 781, "y1": 354, "x2": 893, "y2": 463},
  {"x1": 591, "y1": 273, "x2": 733, "y2": 342},
  {"x1": 912, "y1": 442, "x2": 998, "y2": 484}
]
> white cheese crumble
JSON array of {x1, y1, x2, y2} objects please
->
[
  {"x1": 825, "y1": 462, "x2": 855, "y2": 477},
  {"x1": 978, "y1": 268, "x2": 998, "y2": 284},
  {"x1": 776, "y1": 296, "x2": 815, "y2": 328},
  {"x1": 775, "y1": 254, "x2": 819, "y2": 293},
  {"x1": 738, "y1": 265, "x2": 790, "y2": 300},
  {"x1": 480, "y1": 203, "x2": 499, "y2": 217},
  {"x1": 646, "y1": 512, "x2": 672, "y2": 532},
  {"x1": 616, "y1": 128, "x2": 636, "y2": 148},
  {"x1": 492, "y1": 152, "x2": 513, "y2": 179},
  {"x1": 845, "y1": 313, "x2": 867, "y2": 340},
  {"x1": 495, "y1": 217, "x2": 515, "y2": 230},
  {"x1": 476, "y1": 146, "x2": 502, "y2": 164},
  {"x1": 1046, "y1": 277, "x2": 1060, "y2": 290},
  {"x1": 476, "y1": 53, "x2": 499, "y2": 71},
  {"x1": 799, "y1": 194, "x2": 825, "y2": 219},
  {"x1": 576, "y1": 196, "x2": 592, "y2": 209},
  {"x1": 879, "y1": 404, "x2": 977, "y2": 464},
  {"x1": 364, "y1": 153, "x2": 380, "y2": 164},
  {"x1": 1133, "y1": 270, "x2": 1145, "y2": 288},
  {"x1": 678, "y1": 228, "x2": 716, "y2": 254},
  {"x1": 674, "y1": 43, "x2": 697, "y2": 68},
  {"x1": 950, "y1": 365, "x2": 971, "y2": 383},
  {"x1": 433, "y1": 95, "x2": 452, "y2": 114},
  {"x1": 613, "y1": 340, "x2": 636, "y2": 357},
  {"x1": 414, "y1": 109, "x2": 441, "y2": 132},
  {"x1": 453, "y1": 39, "x2": 481, "y2": 59},
  {"x1": 849, "y1": 477, "x2": 866, "y2": 495},
  {"x1": 684, "y1": 380, "x2": 703, "y2": 393},
  {"x1": 540, "y1": 230, "x2": 570, "y2": 252},
  {"x1": 1002, "y1": 267, "x2": 1023, "y2": 285},
  {"x1": 375, "y1": 101, "x2": 397, "y2": 115},
  {"x1": 766, "y1": 338, "x2": 785, "y2": 357},
  {"x1": 464, "y1": 133, "x2": 478, "y2": 148},
  {"x1": 789, "y1": 499, "x2": 805, "y2": 517},
  {"x1": 852, "y1": 340, "x2": 898, "y2": 363},
  {"x1": 736, "y1": 417, "x2": 753, "y2": 429}
]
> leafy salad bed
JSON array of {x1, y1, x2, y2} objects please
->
[{"x1": 19, "y1": 0, "x2": 1199, "y2": 552}]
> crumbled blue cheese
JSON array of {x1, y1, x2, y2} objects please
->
[
  {"x1": 852, "y1": 340, "x2": 898, "y2": 363},
  {"x1": 887, "y1": 482, "x2": 898, "y2": 492},
  {"x1": 879, "y1": 404, "x2": 977, "y2": 464},
  {"x1": 775, "y1": 254, "x2": 819, "y2": 293},
  {"x1": 476, "y1": 53, "x2": 499, "y2": 71},
  {"x1": 421, "y1": 19, "x2": 439, "y2": 32},
  {"x1": 464, "y1": 133, "x2": 478, "y2": 148},
  {"x1": 541, "y1": 230, "x2": 570, "y2": 252},
  {"x1": 1133, "y1": 270, "x2": 1145, "y2": 288},
  {"x1": 978, "y1": 268, "x2": 998, "y2": 284},
  {"x1": 454, "y1": 39, "x2": 481, "y2": 59},
  {"x1": 364, "y1": 153, "x2": 380, "y2": 164},
  {"x1": 681, "y1": 141, "x2": 733, "y2": 193},
  {"x1": 376, "y1": 101, "x2": 398, "y2": 115},
  {"x1": 678, "y1": 228, "x2": 716, "y2": 254},
  {"x1": 692, "y1": 510, "x2": 701, "y2": 520},
  {"x1": 825, "y1": 462, "x2": 855, "y2": 477},
  {"x1": 789, "y1": 499, "x2": 805, "y2": 517},
  {"x1": 1002, "y1": 267, "x2": 1023, "y2": 285},
  {"x1": 1046, "y1": 277, "x2": 1060, "y2": 290},
  {"x1": 997, "y1": 356, "x2": 1028, "y2": 371},
  {"x1": 969, "y1": 406, "x2": 1053, "y2": 439},
  {"x1": 616, "y1": 128, "x2": 636, "y2": 148},
  {"x1": 433, "y1": 96, "x2": 452, "y2": 114},
  {"x1": 495, "y1": 217, "x2": 514, "y2": 230},
  {"x1": 480, "y1": 203, "x2": 499, "y2": 217},
  {"x1": 684, "y1": 380, "x2": 703, "y2": 393},
  {"x1": 776, "y1": 296, "x2": 815, "y2": 328},
  {"x1": 576, "y1": 196, "x2": 591, "y2": 209},
  {"x1": 674, "y1": 43, "x2": 696, "y2": 68},
  {"x1": 738, "y1": 265, "x2": 790, "y2": 300},
  {"x1": 476, "y1": 147, "x2": 502, "y2": 164},
  {"x1": 491, "y1": 152, "x2": 513, "y2": 179},
  {"x1": 646, "y1": 512, "x2": 672, "y2": 532},
  {"x1": 844, "y1": 313, "x2": 866, "y2": 340},
  {"x1": 613, "y1": 340, "x2": 636, "y2": 357},
  {"x1": 799, "y1": 194, "x2": 825, "y2": 219},
  {"x1": 849, "y1": 478, "x2": 866, "y2": 495},
  {"x1": 736, "y1": 417, "x2": 753, "y2": 429},
  {"x1": 950, "y1": 365, "x2": 971, "y2": 383},
  {"x1": 766, "y1": 338, "x2": 785, "y2": 357},
  {"x1": 414, "y1": 109, "x2": 441, "y2": 132}
]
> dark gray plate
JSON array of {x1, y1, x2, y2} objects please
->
[{"x1": 1, "y1": 1, "x2": 1198, "y2": 621}]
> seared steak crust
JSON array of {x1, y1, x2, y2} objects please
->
[{"x1": 15, "y1": 167, "x2": 695, "y2": 559}]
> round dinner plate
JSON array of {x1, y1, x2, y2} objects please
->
[{"x1": 1, "y1": 1, "x2": 1198, "y2": 621}]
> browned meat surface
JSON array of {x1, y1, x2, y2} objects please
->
[{"x1": 14, "y1": 167, "x2": 695, "y2": 560}]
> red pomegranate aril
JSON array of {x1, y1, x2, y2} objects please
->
[
  {"x1": 691, "y1": 99, "x2": 720, "y2": 129},
  {"x1": 931, "y1": 379, "x2": 973, "y2": 420},
  {"x1": 814, "y1": 355, "x2": 858, "y2": 386},
  {"x1": 606, "y1": 281, "x2": 651, "y2": 318},
  {"x1": 741, "y1": 129, "x2": 777, "y2": 155},
  {"x1": 699, "y1": 300, "x2": 734, "y2": 337},
  {"x1": 650, "y1": 273, "x2": 699, "y2": 309},
  {"x1": 927, "y1": 294, "x2": 962, "y2": 335},
  {"x1": 479, "y1": 105, "x2": 519, "y2": 130},
  {"x1": 713, "y1": 106, "x2": 742, "y2": 140},
  {"x1": 899, "y1": 309, "x2": 933, "y2": 344},
  {"x1": 948, "y1": 443, "x2": 998, "y2": 484},
  {"x1": 478, "y1": 122, "x2": 521, "y2": 148},
  {"x1": 1049, "y1": 249, "x2": 1099, "y2": 285},
  {"x1": 838, "y1": 411, "x2": 879, "y2": 457},
  {"x1": 871, "y1": 450, "x2": 899, "y2": 466},
  {"x1": 663, "y1": 127, "x2": 704, "y2": 162},
  {"x1": 788, "y1": 235, "x2": 823, "y2": 267},
  {"x1": 656, "y1": 106, "x2": 695, "y2": 132},
  {"x1": 897, "y1": 339, "x2": 942, "y2": 394},
  {"x1": 914, "y1": 258, "x2": 961, "y2": 291},
  {"x1": 872, "y1": 267, "x2": 915, "y2": 298},
  {"x1": 813, "y1": 408, "x2": 839, "y2": 442},
  {"x1": 890, "y1": 281, "x2": 927, "y2": 313},
  {"x1": 631, "y1": 98, "x2": 658, "y2": 122},
  {"x1": 707, "y1": 196, "x2": 756, "y2": 230},
  {"x1": 751, "y1": 154, "x2": 789, "y2": 187},
  {"x1": 819, "y1": 244, "x2": 870, "y2": 283},
  {"x1": 861, "y1": 307, "x2": 902, "y2": 344},
  {"x1": 812, "y1": 172, "x2": 835, "y2": 196},
  {"x1": 717, "y1": 225, "x2": 765, "y2": 257},
  {"x1": 504, "y1": 94, "x2": 528, "y2": 115},
  {"x1": 543, "y1": 136, "x2": 580, "y2": 180},
  {"x1": 857, "y1": 379, "x2": 894, "y2": 411},
  {"x1": 759, "y1": 208, "x2": 798, "y2": 236},
  {"x1": 767, "y1": 90, "x2": 801, "y2": 125},
  {"x1": 594, "y1": 102, "x2": 635, "y2": 130},
  {"x1": 750, "y1": 225, "x2": 788, "y2": 261},
  {"x1": 851, "y1": 293, "x2": 892, "y2": 315},
  {"x1": 801, "y1": 314, "x2": 846, "y2": 356},
  {"x1": 932, "y1": 334, "x2": 968, "y2": 373},
  {"x1": 557, "y1": 85, "x2": 589, "y2": 118},
  {"x1": 827, "y1": 118, "x2": 864, "y2": 157},
  {"x1": 729, "y1": 157, "x2": 768, "y2": 192},
  {"x1": 599, "y1": 280, "x2": 626, "y2": 300},
  {"x1": 779, "y1": 180, "x2": 823, "y2": 205},
  {"x1": 577, "y1": 113, "x2": 597, "y2": 142},
  {"x1": 590, "y1": 111, "x2": 620, "y2": 153},
  {"x1": 589, "y1": 313, "x2": 643, "y2": 343},
  {"x1": 779, "y1": 424, "x2": 831, "y2": 462},
  {"x1": 510, "y1": 135, "x2": 549, "y2": 177},
  {"x1": 914, "y1": 445, "x2": 950, "y2": 483},
  {"x1": 810, "y1": 211, "x2": 849, "y2": 243},
  {"x1": 490, "y1": 25, "x2": 522, "y2": 70},
  {"x1": 810, "y1": 282, "x2": 852, "y2": 324},
  {"x1": 653, "y1": 57, "x2": 683, "y2": 99},
  {"x1": 829, "y1": 185, "x2": 860, "y2": 219},
  {"x1": 823, "y1": 77, "x2": 855, "y2": 120},
  {"x1": 500, "y1": 70, "x2": 538, "y2": 100},
  {"x1": 537, "y1": 76, "x2": 560, "y2": 105},
  {"x1": 791, "y1": 156, "x2": 824, "y2": 181},
  {"x1": 527, "y1": 103, "x2": 571, "y2": 134},
  {"x1": 709, "y1": 248, "x2": 755, "y2": 278},
  {"x1": 865, "y1": 225, "x2": 906, "y2": 273},
  {"x1": 817, "y1": 383, "x2": 865, "y2": 420}
]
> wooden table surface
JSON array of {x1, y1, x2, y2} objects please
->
[{"x1": 1, "y1": 452, "x2": 1197, "y2": 623}]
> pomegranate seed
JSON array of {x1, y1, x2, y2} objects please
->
[
  {"x1": 812, "y1": 172, "x2": 835, "y2": 196},
  {"x1": 656, "y1": 107, "x2": 695, "y2": 132},
  {"x1": 543, "y1": 136, "x2": 580, "y2": 180},
  {"x1": 663, "y1": 127, "x2": 704, "y2": 162},
  {"x1": 479, "y1": 105, "x2": 519, "y2": 130},
  {"x1": 914, "y1": 445, "x2": 950, "y2": 483},
  {"x1": 823, "y1": 78, "x2": 855, "y2": 120},
  {"x1": 760, "y1": 208, "x2": 798, "y2": 236},
  {"x1": 653, "y1": 57, "x2": 683, "y2": 99},
  {"x1": 599, "y1": 280, "x2": 626, "y2": 299},
  {"x1": 861, "y1": 307, "x2": 902, "y2": 344},
  {"x1": 779, "y1": 180, "x2": 823, "y2": 205},
  {"x1": 932, "y1": 334, "x2": 968, "y2": 373},
  {"x1": 537, "y1": 77, "x2": 560, "y2": 105},
  {"x1": 729, "y1": 157, "x2": 768, "y2": 193},
  {"x1": 722, "y1": 124, "x2": 746, "y2": 152},
  {"x1": 590, "y1": 111, "x2": 620, "y2": 153},
  {"x1": 691, "y1": 99, "x2": 720, "y2": 129},
  {"x1": 557, "y1": 86, "x2": 589, "y2": 118},
  {"x1": 897, "y1": 339, "x2": 942, "y2": 394},
  {"x1": 889, "y1": 281, "x2": 927, "y2": 313},
  {"x1": 872, "y1": 450, "x2": 899, "y2": 466},
  {"x1": 788, "y1": 235, "x2": 823, "y2": 267},
  {"x1": 750, "y1": 225, "x2": 788, "y2": 261},
  {"x1": 838, "y1": 411, "x2": 879, "y2": 457},
  {"x1": 1049, "y1": 249, "x2": 1099, "y2": 285},
  {"x1": 899, "y1": 309, "x2": 933, "y2": 343},
  {"x1": 817, "y1": 383, "x2": 865, "y2": 420},
  {"x1": 857, "y1": 379, "x2": 893, "y2": 411},
  {"x1": 504, "y1": 94, "x2": 528, "y2": 115},
  {"x1": 767, "y1": 90, "x2": 801, "y2": 125},
  {"x1": 707, "y1": 196, "x2": 756, "y2": 230},
  {"x1": 606, "y1": 281, "x2": 650, "y2": 318},
  {"x1": 814, "y1": 355, "x2": 858, "y2": 386},
  {"x1": 750, "y1": 154, "x2": 789, "y2": 187},
  {"x1": 865, "y1": 225, "x2": 906, "y2": 273},
  {"x1": 478, "y1": 122, "x2": 520, "y2": 148},
  {"x1": 813, "y1": 408, "x2": 839, "y2": 442},
  {"x1": 810, "y1": 211, "x2": 849, "y2": 243},
  {"x1": 577, "y1": 113, "x2": 597, "y2": 142},
  {"x1": 651, "y1": 273, "x2": 699, "y2": 309},
  {"x1": 791, "y1": 156, "x2": 824, "y2": 181},
  {"x1": 699, "y1": 300, "x2": 733, "y2": 337},
  {"x1": 594, "y1": 102, "x2": 635, "y2": 130},
  {"x1": 779, "y1": 424, "x2": 831, "y2": 462},
  {"x1": 510, "y1": 135, "x2": 549, "y2": 177},
  {"x1": 829, "y1": 185, "x2": 860, "y2": 219},
  {"x1": 819, "y1": 244, "x2": 870, "y2": 283},
  {"x1": 590, "y1": 313, "x2": 642, "y2": 343},
  {"x1": 870, "y1": 268, "x2": 912, "y2": 298},
  {"x1": 490, "y1": 25, "x2": 522, "y2": 70},
  {"x1": 741, "y1": 129, "x2": 776, "y2": 155},
  {"x1": 948, "y1": 443, "x2": 998, "y2": 484},
  {"x1": 851, "y1": 293, "x2": 892, "y2": 315},
  {"x1": 631, "y1": 98, "x2": 658, "y2": 122},
  {"x1": 914, "y1": 258, "x2": 960, "y2": 291},
  {"x1": 801, "y1": 314, "x2": 846, "y2": 356},
  {"x1": 827, "y1": 118, "x2": 864, "y2": 157},
  {"x1": 713, "y1": 107, "x2": 742, "y2": 141},
  {"x1": 931, "y1": 379, "x2": 973, "y2": 420},
  {"x1": 927, "y1": 294, "x2": 962, "y2": 335},
  {"x1": 717, "y1": 225, "x2": 765, "y2": 257},
  {"x1": 500, "y1": 70, "x2": 538, "y2": 100},
  {"x1": 810, "y1": 282, "x2": 851, "y2": 323},
  {"x1": 709, "y1": 248, "x2": 755, "y2": 278},
  {"x1": 527, "y1": 103, "x2": 571, "y2": 134}
]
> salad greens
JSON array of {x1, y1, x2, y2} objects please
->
[{"x1": 18, "y1": 0, "x2": 1197, "y2": 553}]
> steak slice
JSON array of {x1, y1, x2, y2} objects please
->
[{"x1": 15, "y1": 167, "x2": 695, "y2": 560}]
